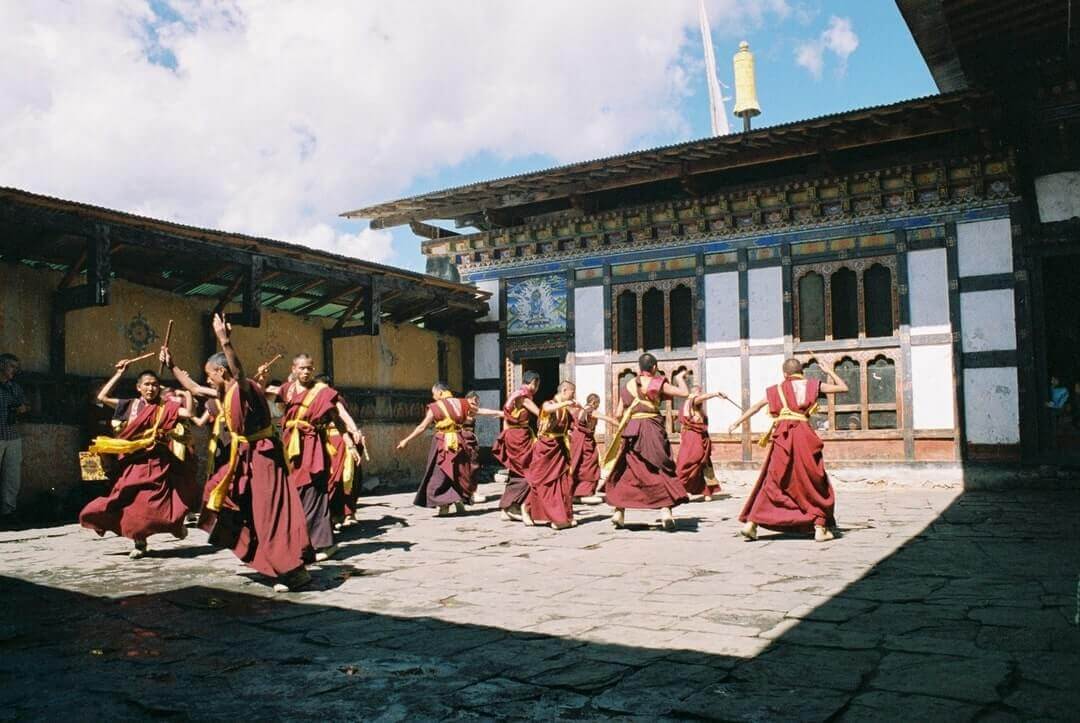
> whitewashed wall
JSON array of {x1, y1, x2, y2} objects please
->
[
  {"x1": 1034, "y1": 172, "x2": 1080, "y2": 223},
  {"x1": 573, "y1": 363, "x2": 606, "y2": 422},
  {"x1": 907, "y1": 248, "x2": 951, "y2": 336},
  {"x1": 473, "y1": 332, "x2": 500, "y2": 380},
  {"x1": 910, "y1": 344, "x2": 955, "y2": 430},
  {"x1": 574, "y1": 286, "x2": 604, "y2": 357},
  {"x1": 705, "y1": 356, "x2": 742, "y2": 433},
  {"x1": 475, "y1": 389, "x2": 501, "y2": 446},
  {"x1": 747, "y1": 267, "x2": 783, "y2": 347},
  {"x1": 956, "y1": 218, "x2": 1019, "y2": 445},
  {"x1": 704, "y1": 271, "x2": 740, "y2": 349},
  {"x1": 476, "y1": 280, "x2": 500, "y2": 322}
]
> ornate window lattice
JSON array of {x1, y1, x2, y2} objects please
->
[
  {"x1": 612, "y1": 278, "x2": 697, "y2": 353},
  {"x1": 793, "y1": 256, "x2": 898, "y2": 343},
  {"x1": 802, "y1": 352, "x2": 900, "y2": 432}
]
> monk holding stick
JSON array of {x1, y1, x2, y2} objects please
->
[
  {"x1": 729, "y1": 358, "x2": 847, "y2": 542},
  {"x1": 675, "y1": 383, "x2": 732, "y2": 501},
  {"x1": 523, "y1": 381, "x2": 579, "y2": 530},
  {"x1": 162, "y1": 315, "x2": 313, "y2": 592},
  {"x1": 461, "y1": 391, "x2": 503, "y2": 504},
  {"x1": 264, "y1": 355, "x2": 361, "y2": 562},
  {"x1": 569, "y1": 393, "x2": 617, "y2": 504},
  {"x1": 79, "y1": 358, "x2": 200, "y2": 558}
]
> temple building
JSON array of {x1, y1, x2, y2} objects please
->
[{"x1": 345, "y1": 0, "x2": 1079, "y2": 474}]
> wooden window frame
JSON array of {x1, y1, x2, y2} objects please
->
[
  {"x1": 792, "y1": 255, "x2": 899, "y2": 344},
  {"x1": 611, "y1": 277, "x2": 697, "y2": 353},
  {"x1": 803, "y1": 350, "x2": 902, "y2": 435}
]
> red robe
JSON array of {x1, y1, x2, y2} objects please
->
[
  {"x1": 413, "y1": 397, "x2": 471, "y2": 508},
  {"x1": 495, "y1": 386, "x2": 535, "y2": 509},
  {"x1": 80, "y1": 398, "x2": 201, "y2": 541},
  {"x1": 459, "y1": 415, "x2": 480, "y2": 497},
  {"x1": 279, "y1": 381, "x2": 340, "y2": 549},
  {"x1": 326, "y1": 427, "x2": 361, "y2": 522},
  {"x1": 605, "y1": 375, "x2": 689, "y2": 510},
  {"x1": 568, "y1": 408, "x2": 601, "y2": 497},
  {"x1": 202, "y1": 381, "x2": 313, "y2": 577},
  {"x1": 675, "y1": 398, "x2": 721, "y2": 496},
  {"x1": 740, "y1": 378, "x2": 836, "y2": 533},
  {"x1": 525, "y1": 406, "x2": 573, "y2": 525}
]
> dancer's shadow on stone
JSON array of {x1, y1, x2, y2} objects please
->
[
  {"x1": 331, "y1": 539, "x2": 415, "y2": 561},
  {"x1": 614, "y1": 516, "x2": 702, "y2": 533},
  {"x1": 337, "y1": 514, "x2": 409, "y2": 541},
  {"x1": 148, "y1": 543, "x2": 220, "y2": 559}
]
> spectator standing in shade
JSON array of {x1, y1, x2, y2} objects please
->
[{"x1": 0, "y1": 353, "x2": 29, "y2": 519}]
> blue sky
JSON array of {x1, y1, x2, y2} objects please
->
[
  {"x1": 3, "y1": 2, "x2": 937, "y2": 274},
  {"x1": 380, "y1": 1, "x2": 937, "y2": 272}
]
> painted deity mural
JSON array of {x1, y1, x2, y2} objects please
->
[{"x1": 506, "y1": 274, "x2": 567, "y2": 336}]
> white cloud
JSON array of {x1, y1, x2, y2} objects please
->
[
  {"x1": 0, "y1": 1, "x2": 790, "y2": 269},
  {"x1": 795, "y1": 15, "x2": 858, "y2": 81}
]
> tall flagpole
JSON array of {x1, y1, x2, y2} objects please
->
[{"x1": 699, "y1": 0, "x2": 730, "y2": 136}]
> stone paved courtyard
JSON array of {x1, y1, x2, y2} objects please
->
[{"x1": 1, "y1": 480, "x2": 1077, "y2": 721}]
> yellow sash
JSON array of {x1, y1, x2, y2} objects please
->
[
  {"x1": 327, "y1": 428, "x2": 356, "y2": 493},
  {"x1": 88, "y1": 403, "x2": 168, "y2": 456},
  {"x1": 538, "y1": 407, "x2": 572, "y2": 454},
  {"x1": 434, "y1": 399, "x2": 462, "y2": 451},
  {"x1": 599, "y1": 377, "x2": 662, "y2": 478},
  {"x1": 206, "y1": 411, "x2": 225, "y2": 480},
  {"x1": 283, "y1": 382, "x2": 337, "y2": 461},
  {"x1": 757, "y1": 381, "x2": 817, "y2": 448},
  {"x1": 206, "y1": 383, "x2": 277, "y2": 512}
]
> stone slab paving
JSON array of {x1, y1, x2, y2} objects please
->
[{"x1": 0, "y1": 481, "x2": 1077, "y2": 721}]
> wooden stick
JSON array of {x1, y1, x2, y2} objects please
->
[
  {"x1": 124, "y1": 351, "x2": 157, "y2": 365},
  {"x1": 158, "y1": 319, "x2": 174, "y2": 375},
  {"x1": 262, "y1": 353, "x2": 283, "y2": 368}
]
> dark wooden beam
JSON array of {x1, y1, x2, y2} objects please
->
[
  {"x1": 174, "y1": 264, "x2": 232, "y2": 292},
  {"x1": 292, "y1": 284, "x2": 364, "y2": 316},
  {"x1": 57, "y1": 248, "x2": 88, "y2": 290},
  {"x1": 409, "y1": 221, "x2": 460, "y2": 239},
  {"x1": 333, "y1": 291, "x2": 367, "y2": 330},
  {"x1": 213, "y1": 274, "x2": 245, "y2": 315},
  {"x1": 264, "y1": 277, "x2": 323, "y2": 307}
]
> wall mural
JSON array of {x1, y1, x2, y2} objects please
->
[
  {"x1": 506, "y1": 274, "x2": 567, "y2": 336},
  {"x1": 123, "y1": 313, "x2": 158, "y2": 353}
]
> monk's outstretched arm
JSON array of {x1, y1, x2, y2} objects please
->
[
  {"x1": 175, "y1": 390, "x2": 195, "y2": 419},
  {"x1": 96, "y1": 359, "x2": 131, "y2": 409},
  {"x1": 212, "y1": 313, "x2": 248, "y2": 392},
  {"x1": 397, "y1": 410, "x2": 435, "y2": 449},
  {"x1": 818, "y1": 365, "x2": 848, "y2": 395},
  {"x1": 161, "y1": 347, "x2": 219, "y2": 399},
  {"x1": 190, "y1": 407, "x2": 213, "y2": 427},
  {"x1": 543, "y1": 399, "x2": 576, "y2": 413},
  {"x1": 589, "y1": 410, "x2": 619, "y2": 426},
  {"x1": 473, "y1": 407, "x2": 504, "y2": 418},
  {"x1": 521, "y1": 397, "x2": 542, "y2": 417},
  {"x1": 728, "y1": 398, "x2": 768, "y2": 433}
]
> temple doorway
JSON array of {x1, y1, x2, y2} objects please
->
[
  {"x1": 1038, "y1": 253, "x2": 1080, "y2": 456},
  {"x1": 521, "y1": 356, "x2": 561, "y2": 406}
]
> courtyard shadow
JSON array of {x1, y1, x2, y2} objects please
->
[{"x1": 0, "y1": 490, "x2": 1077, "y2": 720}]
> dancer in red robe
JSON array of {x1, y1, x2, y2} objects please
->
[
  {"x1": 317, "y1": 374, "x2": 365, "y2": 529},
  {"x1": 568, "y1": 393, "x2": 616, "y2": 503},
  {"x1": 729, "y1": 358, "x2": 846, "y2": 542},
  {"x1": 80, "y1": 361, "x2": 200, "y2": 559},
  {"x1": 461, "y1": 391, "x2": 503, "y2": 504},
  {"x1": 523, "y1": 381, "x2": 579, "y2": 529},
  {"x1": 601, "y1": 354, "x2": 690, "y2": 530},
  {"x1": 493, "y1": 371, "x2": 541, "y2": 520},
  {"x1": 398, "y1": 384, "x2": 473, "y2": 516},
  {"x1": 163, "y1": 315, "x2": 313, "y2": 592},
  {"x1": 675, "y1": 384, "x2": 729, "y2": 501},
  {"x1": 266, "y1": 357, "x2": 360, "y2": 562}
]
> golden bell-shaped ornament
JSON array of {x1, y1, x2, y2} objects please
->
[{"x1": 732, "y1": 41, "x2": 761, "y2": 119}]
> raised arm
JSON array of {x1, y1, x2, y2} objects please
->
[
  {"x1": 96, "y1": 359, "x2": 131, "y2": 409},
  {"x1": 473, "y1": 407, "x2": 505, "y2": 418},
  {"x1": 189, "y1": 407, "x2": 213, "y2": 428},
  {"x1": 542, "y1": 399, "x2": 576, "y2": 413},
  {"x1": 161, "y1": 346, "x2": 219, "y2": 399},
  {"x1": 174, "y1": 389, "x2": 195, "y2": 419},
  {"x1": 818, "y1": 364, "x2": 848, "y2": 395},
  {"x1": 661, "y1": 370, "x2": 690, "y2": 399},
  {"x1": 728, "y1": 398, "x2": 768, "y2": 433},
  {"x1": 397, "y1": 409, "x2": 435, "y2": 449},
  {"x1": 212, "y1": 313, "x2": 247, "y2": 391}
]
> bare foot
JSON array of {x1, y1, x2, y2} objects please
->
[
  {"x1": 129, "y1": 541, "x2": 147, "y2": 560},
  {"x1": 551, "y1": 521, "x2": 572, "y2": 530},
  {"x1": 814, "y1": 526, "x2": 835, "y2": 542},
  {"x1": 661, "y1": 507, "x2": 676, "y2": 532},
  {"x1": 611, "y1": 508, "x2": 625, "y2": 528},
  {"x1": 580, "y1": 495, "x2": 604, "y2": 505},
  {"x1": 521, "y1": 504, "x2": 535, "y2": 527},
  {"x1": 315, "y1": 544, "x2": 338, "y2": 562},
  {"x1": 740, "y1": 521, "x2": 758, "y2": 541}
]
